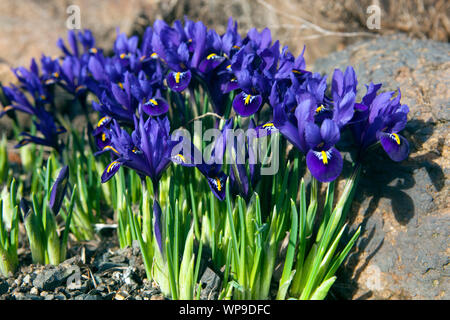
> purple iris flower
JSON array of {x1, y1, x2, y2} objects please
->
[
  {"x1": 40, "y1": 55, "x2": 62, "y2": 86},
  {"x1": 273, "y1": 93, "x2": 344, "y2": 182},
  {"x1": 49, "y1": 165, "x2": 69, "y2": 215},
  {"x1": 58, "y1": 56, "x2": 92, "y2": 97},
  {"x1": 171, "y1": 119, "x2": 232, "y2": 201},
  {"x1": 98, "y1": 115, "x2": 177, "y2": 188},
  {"x1": 227, "y1": 119, "x2": 261, "y2": 200},
  {"x1": 221, "y1": 18, "x2": 243, "y2": 59},
  {"x1": 57, "y1": 30, "x2": 99, "y2": 60},
  {"x1": 11, "y1": 59, "x2": 51, "y2": 106},
  {"x1": 304, "y1": 119, "x2": 343, "y2": 183},
  {"x1": 349, "y1": 83, "x2": 410, "y2": 162},
  {"x1": 15, "y1": 109, "x2": 66, "y2": 153},
  {"x1": 1, "y1": 60, "x2": 66, "y2": 152},
  {"x1": 197, "y1": 118, "x2": 233, "y2": 201},
  {"x1": 1, "y1": 84, "x2": 38, "y2": 116},
  {"x1": 228, "y1": 30, "x2": 280, "y2": 117},
  {"x1": 151, "y1": 20, "x2": 194, "y2": 92},
  {"x1": 97, "y1": 113, "x2": 179, "y2": 253}
]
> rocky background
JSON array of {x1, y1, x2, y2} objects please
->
[{"x1": 0, "y1": 0, "x2": 449, "y2": 300}]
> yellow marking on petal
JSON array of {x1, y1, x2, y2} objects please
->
[
  {"x1": 107, "y1": 161, "x2": 120, "y2": 173},
  {"x1": 139, "y1": 55, "x2": 146, "y2": 61},
  {"x1": 392, "y1": 133, "x2": 401, "y2": 145},
  {"x1": 97, "y1": 116, "x2": 109, "y2": 127},
  {"x1": 75, "y1": 85, "x2": 85, "y2": 93},
  {"x1": 40, "y1": 95, "x2": 46, "y2": 100},
  {"x1": 321, "y1": 151, "x2": 328, "y2": 165},
  {"x1": 150, "y1": 52, "x2": 158, "y2": 59},
  {"x1": 244, "y1": 94, "x2": 252, "y2": 105},
  {"x1": 132, "y1": 147, "x2": 138, "y2": 153},
  {"x1": 316, "y1": 105, "x2": 325, "y2": 113},
  {"x1": 215, "y1": 177, "x2": 222, "y2": 191},
  {"x1": 101, "y1": 133, "x2": 106, "y2": 142},
  {"x1": 292, "y1": 69, "x2": 302, "y2": 74},
  {"x1": 207, "y1": 53, "x2": 218, "y2": 60},
  {"x1": 176, "y1": 154, "x2": 186, "y2": 163},
  {"x1": 226, "y1": 64, "x2": 232, "y2": 70},
  {"x1": 53, "y1": 72, "x2": 59, "y2": 78},
  {"x1": 175, "y1": 72, "x2": 181, "y2": 84},
  {"x1": 2, "y1": 105, "x2": 13, "y2": 112},
  {"x1": 120, "y1": 53, "x2": 127, "y2": 59},
  {"x1": 232, "y1": 45, "x2": 240, "y2": 49},
  {"x1": 148, "y1": 98, "x2": 158, "y2": 106},
  {"x1": 118, "y1": 82, "x2": 124, "y2": 90},
  {"x1": 103, "y1": 145, "x2": 120, "y2": 154},
  {"x1": 263, "y1": 123, "x2": 274, "y2": 128}
]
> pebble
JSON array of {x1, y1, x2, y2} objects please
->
[
  {"x1": 0, "y1": 242, "x2": 169, "y2": 300},
  {"x1": 30, "y1": 287, "x2": 39, "y2": 295}
]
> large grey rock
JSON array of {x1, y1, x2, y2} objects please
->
[{"x1": 314, "y1": 35, "x2": 449, "y2": 300}]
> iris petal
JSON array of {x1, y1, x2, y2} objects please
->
[
  {"x1": 142, "y1": 97, "x2": 169, "y2": 116},
  {"x1": 232, "y1": 92, "x2": 262, "y2": 117},
  {"x1": 166, "y1": 70, "x2": 191, "y2": 92},
  {"x1": 198, "y1": 54, "x2": 225, "y2": 73},
  {"x1": 101, "y1": 160, "x2": 123, "y2": 183},
  {"x1": 206, "y1": 171, "x2": 227, "y2": 201},
  {"x1": 306, "y1": 147, "x2": 343, "y2": 182},
  {"x1": 49, "y1": 165, "x2": 69, "y2": 216},
  {"x1": 380, "y1": 132, "x2": 409, "y2": 162}
]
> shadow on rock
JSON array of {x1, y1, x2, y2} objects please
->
[{"x1": 331, "y1": 118, "x2": 445, "y2": 299}]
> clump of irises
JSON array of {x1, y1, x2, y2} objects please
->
[{"x1": 0, "y1": 17, "x2": 409, "y2": 299}]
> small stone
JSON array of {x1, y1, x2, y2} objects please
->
[
  {"x1": 199, "y1": 268, "x2": 221, "y2": 300},
  {"x1": 30, "y1": 287, "x2": 39, "y2": 295},
  {"x1": 75, "y1": 294, "x2": 102, "y2": 300},
  {"x1": 150, "y1": 294, "x2": 164, "y2": 300},
  {"x1": 0, "y1": 279, "x2": 9, "y2": 295},
  {"x1": 114, "y1": 290, "x2": 129, "y2": 300},
  {"x1": 22, "y1": 274, "x2": 31, "y2": 286},
  {"x1": 33, "y1": 266, "x2": 80, "y2": 291}
]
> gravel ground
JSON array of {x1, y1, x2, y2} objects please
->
[
  {"x1": 0, "y1": 231, "x2": 222, "y2": 301},
  {"x1": 0, "y1": 238, "x2": 167, "y2": 300}
]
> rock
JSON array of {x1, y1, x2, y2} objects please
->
[
  {"x1": 199, "y1": 267, "x2": 221, "y2": 300},
  {"x1": 30, "y1": 287, "x2": 39, "y2": 295},
  {"x1": 33, "y1": 265, "x2": 81, "y2": 291},
  {"x1": 0, "y1": 279, "x2": 9, "y2": 295},
  {"x1": 150, "y1": 294, "x2": 165, "y2": 300},
  {"x1": 75, "y1": 293, "x2": 102, "y2": 300},
  {"x1": 314, "y1": 35, "x2": 449, "y2": 300},
  {"x1": 114, "y1": 290, "x2": 129, "y2": 300},
  {"x1": 22, "y1": 274, "x2": 31, "y2": 286}
]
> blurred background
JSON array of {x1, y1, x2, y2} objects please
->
[{"x1": 0, "y1": 0, "x2": 448, "y2": 84}]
